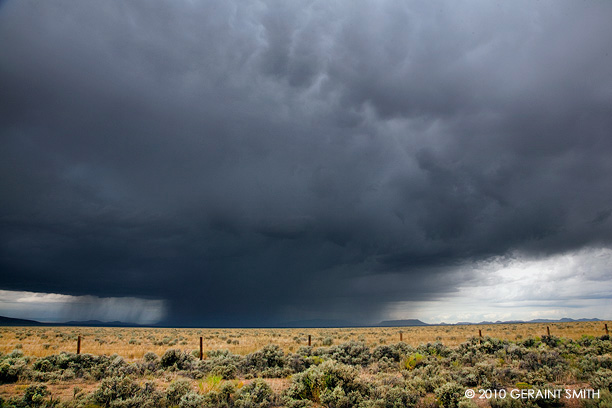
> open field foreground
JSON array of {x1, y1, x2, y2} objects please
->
[
  {"x1": 1, "y1": 322, "x2": 610, "y2": 359},
  {"x1": 0, "y1": 322, "x2": 610, "y2": 407}
]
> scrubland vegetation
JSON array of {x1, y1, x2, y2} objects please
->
[
  {"x1": 0, "y1": 322, "x2": 610, "y2": 407},
  {"x1": 1, "y1": 321, "x2": 608, "y2": 359}
]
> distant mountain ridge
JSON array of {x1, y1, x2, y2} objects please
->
[
  {"x1": 377, "y1": 319, "x2": 428, "y2": 327},
  {"x1": 0, "y1": 315, "x2": 605, "y2": 328},
  {"x1": 447, "y1": 317, "x2": 603, "y2": 326},
  {"x1": 0, "y1": 315, "x2": 44, "y2": 326},
  {"x1": 0, "y1": 315, "x2": 145, "y2": 327}
]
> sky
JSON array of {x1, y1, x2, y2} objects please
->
[{"x1": 1, "y1": 0, "x2": 611, "y2": 326}]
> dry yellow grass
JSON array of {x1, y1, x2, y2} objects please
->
[{"x1": 1, "y1": 321, "x2": 609, "y2": 360}]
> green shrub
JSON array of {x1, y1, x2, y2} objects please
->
[
  {"x1": 416, "y1": 395, "x2": 438, "y2": 408},
  {"x1": 0, "y1": 361, "x2": 22, "y2": 384},
  {"x1": 166, "y1": 378, "x2": 193, "y2": 405},
  {"x1": 435, "y1": 382, "x2": 464, "y2": 408},
  {"x1": 506, "y1": 344, "x2": 528, "y2": 360},
  {"x1": 368, "y1": 384, "x2": 419, "y2": 408},
  {"x1": 0, "y1": 351, "x2": 28, "y2": 384},
  {"x1": 372, "y1": 344, "x2": 405, "y2": 363},
  {"x1": 211, "y1": 364, "x2": 238, "y2": 380},
  {"x1": 404, "y1": 372, "x2": 446, "y2": 395},
  {"x1": 591, "y1": 369, "x2": 612, "y2": 392},
  {"x1": 281, "y1": 396, "x2": 316, "y2": 408},
  {"x1": 494, "y1": 366, "x2": 525, "y2": 385},
  {"x1": 320, "y1": 385, "x2": 364, "y2": 408},
  {"x1": 33, "y1": 359, "x2": 54, "y2": 373},
  {"x1": 29, "y1": 352, "x2": 135, "y2": 381},
  {"x1": 541, "y1": 335, "x2": 560, "y2": 348},
  {"x1": 519, "y1": 351, "x2": 566, "y2": 372},
  {"x1": 489, "y1": 397, "x2": 524, "y2": 407},
  {"x1": 286, "y1": 360, "x2": 367, "y2": 404},
  {"x1": 245, "y1": 344, "x2": 287, "y2": 377},
  {"x1": 580, "y1": 389, "x2": 612, "y2": 408},
  {"x1": 22, "y1": 384, "x2": 50, "y2": 407},
  {"x1": 179, "y1": 392, "x2": 206, "y2": 408},
  {"x1": 401, "y1": 353, "x2": 425, "y2": 371},
  {"x1": 297, "y1": 346, "x2": 313, "y2": 357},
  {"x1": 198, "y1": 382, "x2": 235, "y2": 408},
  {"x1": 143, "y1": 352, "x2": 158, "y2": 362},
  {"x1": 285, "y1": 353, "x2": 311, "y2": 374},
  {"x1": 92, "y1": 375, "x2": 140, "y2": 406},
  {"x1": 200, "y1": 349, "x2": 243, "y2": 379},
  {"x1": 234, "y1": 378, "x2": 275, "y2": 408},
  {"x1": 521, "y1": 338, "x2": 538, "y2": 348},
  {"x1": 160, "y1": 349, "x2": 194, "y2": 370},
  {"x1": 322, "y1": 341, "x2": 371, "y2": 366},
  {"x1": 417, "y1": 341, "x2": 451, "y2": 358},
  {"x1": 457, "y1": 399, "x2": 478, "y2": 408}
]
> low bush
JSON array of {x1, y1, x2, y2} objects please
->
[
  {"x1": 21, "y1": 384, "x2": 50, "y2": 407},
  {"x1": 160, "y1": 349, "x2": 195, "y2": 371},
  {"x1": 244, "y1": 344, "x2": 290, "y2": 377},
  {"x1": 285, "y1": 359, "x2": 368, "y2": 405},
  {"x1": 367, "y1": 382, "x2": 420, "y2": 408},
  {"x1": 580, "y1": 389, "x2": 612, "y2": 408},
  {"x1": 590, "y1": 368, "x2": 612, "y2": 392},
  {"x1": 91, "y1": 375, "x2": 140, "y2": 406},
  {"x1": 285, "y1": 352, "x2": 312, "y2": 374},
  {"x1": 166, "y1": 378, "x2": 193, "y2": 405},
  {"x1": 235, "y1": 378, "x2": 275, "y2": 408},
  {"x1": 197, "y1": 382, "x2": 236, "y2": 408},
  {"x1": 197, "y1": 349, "x2": 244, "y2": 379},
  {"x1": 179, "y1": 392, "x2": 207, "y2": 408},
  {"x1": 324, "y1": 341, "x2": 372, "y2": 366},
  {"x1": 90, "y1": 375, "x2": 165, "y2": 407},
  {"x1": 435, "y1": 382, "x2": 465, "y2": 408},
  {"x1": 401, "y1": 353, "x2": 426, "y2": 371},
  {"x1": 0, "y1": 359, "x2": 27, "y2": 384},
  {"x1": 372, "y1": 343, "x2": 412, "y2": 363}
]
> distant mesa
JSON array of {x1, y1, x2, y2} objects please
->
[
  {"x1": 0, "y1": 315, "x2": 43, "y2": 326},
  {"x1": 0, "y1": 315, "x2": 144, "y2": 327},
  {"x1": 377, "y1": 319, "x2": 428, "y2": 327}
]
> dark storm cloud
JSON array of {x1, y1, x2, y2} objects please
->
[{"x1": 1, "y1": 0, "x2": 612, "y2": 325}]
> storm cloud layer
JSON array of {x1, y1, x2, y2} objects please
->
[{"x1": 1, "y1": 0, "x2": 612, "y2": 325}]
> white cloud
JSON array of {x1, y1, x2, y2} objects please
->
[
  {"x1": 386, "y1": 247, "x2": 612, "y2": 323},
  {"x1": 0, "y1": 290, "x2": 166, "y2": 324}
]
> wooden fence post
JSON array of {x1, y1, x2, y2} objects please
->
[
  {"x1": 546, "y1": 326, "x2": 550, "y2": 336},
  {"x1": 399, "y1": 331, "x2": 403, "y2": 342},
  {"x1": 605, "y1": 324, "x2": 609, "y2": 336},
  {"x1": 199, "y1": 337, "x2": 203, "y2": 360},
  {"x1": 478, "y1": 329, "x2": 482, "y2": 344},
  {"x1": 308, "y1": 335, "x2": 311, "y2": 347},
  {"x1": 77, "y1": 336, "x2": 81, "y2": 355}
]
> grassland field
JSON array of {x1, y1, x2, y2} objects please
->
[
  {"x1": 1, "y1": 321, "x2": 609, "y2": 359},
  {"x1": 0, "y1": 321, "x2": 610, "y2": 407}
]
